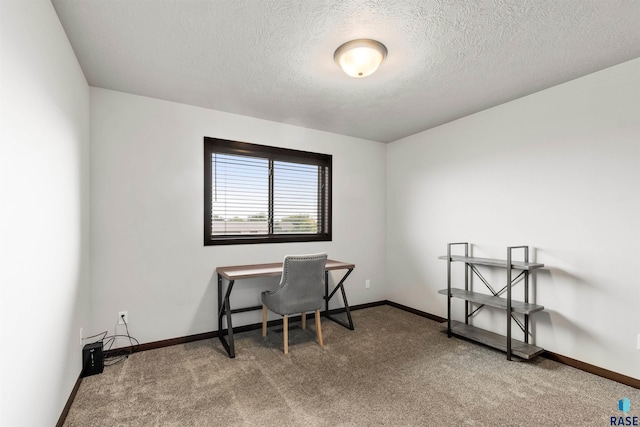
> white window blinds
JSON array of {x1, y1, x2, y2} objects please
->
[
  {"x1": 273, "y1": 160, "x2": 319, "y2": 234},
  {"x1": 211, "y1": 153, "x2": 269, "y2": 235}
]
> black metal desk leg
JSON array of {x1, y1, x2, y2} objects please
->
[
  {"x1": 217, "y1": 277, "x2": 236, "y2": 358},
  {"x1": 217, "y1": 274, "x2": 222, "y2": 337},
  {"x1": 324, "y1": 268, "x2": 354, "y2": 330},
  {"x1": 338, "y1": 280, "x2": 353, "y2": 329},
  {"x1": 324, "y1": 271, "x2": 329, "y2": 313}
]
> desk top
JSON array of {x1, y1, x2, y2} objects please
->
[{"x1": 216, "y1": 259, "x2": 355, "y2": 281}]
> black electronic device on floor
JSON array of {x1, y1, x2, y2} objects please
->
[{"x1": 81, "y1": 341, "x2": 104, "y2": 377}]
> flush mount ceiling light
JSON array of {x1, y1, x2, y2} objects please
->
[{"x1": 334, "y1": 39, "x2": 387, "y2": 78}]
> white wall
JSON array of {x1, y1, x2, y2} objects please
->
[
  {"x1": 90, "y1": 88, "x2": 387, "y2": 348},
  {"x1": 387, "y1": 58, "x2": 640, "y2": 379},
  {"x1": 0, "y1": 1, "x2": 91, "y2": 425}
]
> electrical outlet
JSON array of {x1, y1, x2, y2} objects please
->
[
  {"x1": 118, "y1": 311, "x2": 128, "y2": 325},
  {"x1": 365, "y1": 279, "x2": 371, "y2": 289},
  {"x1": 80, "y1": 328, "x2": 83, "y2": 346}
]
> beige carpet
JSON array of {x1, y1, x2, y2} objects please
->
[{"x1": 64, "y1": 305, "x2": 639, "y2": 426}]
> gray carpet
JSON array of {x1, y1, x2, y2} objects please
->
[{"x1": 64, "y1": 306, "x2": 639, "y2": 426}]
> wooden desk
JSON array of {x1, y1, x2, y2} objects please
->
[{"x1": 216, "y1": 259, "x2": 355, "y2": 358}]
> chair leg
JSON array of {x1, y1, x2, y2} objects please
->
[
  {"x1": 262, "y1": 304, "x2": 268, "y2": 337},
  {"x1": 283, "y1": 315, "x2": 289, "y2": 354},
  {"x1": 301, "y1": 312, "x2": 306, "y2": 330},
  {"x1": 315, "y1": 309, "x2": 323, "y2": 347}
]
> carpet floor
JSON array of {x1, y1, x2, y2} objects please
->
[{"x1": 64, "y1": 305, "x2": 639, "y2": 426}]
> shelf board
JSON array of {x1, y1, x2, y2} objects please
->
[
  {"x1": 438, "y1": 288, "x2": 544, "y2": 315},
  {"x1": 442, "y1": 320, "x2": 544, "y2": 360},
  {"x1": 438, "y1": 255, "x2": 544, "y2": 270}
]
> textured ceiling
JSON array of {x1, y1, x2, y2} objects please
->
[{"x1": 52, "y1": 0, "x2": 640, "y2": 143}]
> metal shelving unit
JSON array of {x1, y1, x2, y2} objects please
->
[{"x1": 438, "y1": 242, "x2": 545, "y2": 360}]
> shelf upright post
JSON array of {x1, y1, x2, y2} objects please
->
[
  {"x1": 447, "y1": 242, "x2": 469, "y2": 336},
  {"x1": 464, "y1": 243, "x2": 469, "y2": 324},
  {"x1": 506, "y1": 246, "x2": 513, "y2": 361},
  {"x1": 447, "y1": 243, "x2": 452, "y2": 338},
  {"x1": 524, "y1": 246, "x2": 529, "y2": 344}
]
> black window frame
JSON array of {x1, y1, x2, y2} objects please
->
[{"x1": 204, "y1": 137, "x2": 332, "y2": 246}]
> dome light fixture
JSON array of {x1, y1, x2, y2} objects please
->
[{"x1": 334, "y1": 39, "x2": 387, "y2": 78}]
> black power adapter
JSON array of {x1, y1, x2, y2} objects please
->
[{"x1": 81, "y1": 341, "x2": 104, "y2": 377}]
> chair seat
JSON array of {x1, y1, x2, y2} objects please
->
[{"x1": 261, "y1": 291, "x2": 321, "y2": 316}]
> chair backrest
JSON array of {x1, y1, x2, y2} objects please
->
[{"x1": 269, "y1": 253, "x2": 327, "y2": 315}]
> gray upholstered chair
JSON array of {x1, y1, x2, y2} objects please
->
[{"x1": 261, "y1": 253, "x2": 327, "y2": 354}]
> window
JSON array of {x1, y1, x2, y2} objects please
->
[{"x1": 204, "y1": 137, "x2": 332, "y2": 245}]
